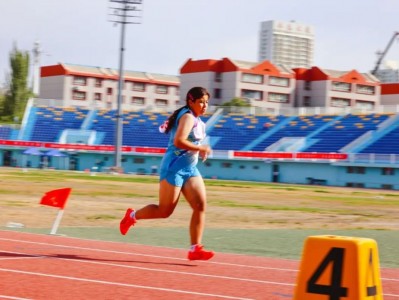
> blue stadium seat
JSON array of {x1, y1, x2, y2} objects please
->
[
  {"x1": 18, "y1": 106, "x2": 399, "y2": 156},
  {"x1": 251, "y1": 115, "x2": 328, "y2": 151},
  {"x1": 30, "y1": 106, "x2": 89, "y2": 142},
  {"x1": 0, "y1": 126, "x2": 12, "y2": 139},
  {"x1": 303, "y1": 114, "x2": 390, "y2": 153}
]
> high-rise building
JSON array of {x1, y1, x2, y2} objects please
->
[{"x1": 258, "y1": 20, "x2": 314, "y2": 69}]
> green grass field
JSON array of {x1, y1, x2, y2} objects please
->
[{"x1": 1, "y1": 168, "x2": 398, "y2": 268}]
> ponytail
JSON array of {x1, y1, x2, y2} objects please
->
[{"x1": 163, "y1": 106, "x2": 188, "y2": 134}]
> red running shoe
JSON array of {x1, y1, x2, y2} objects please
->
[
  {"x1": 119, "y1": 208, "x2": 136, "y2": 235},
  {"x1": 188, "y1": 244, "x2": 215, "y2": 261}
]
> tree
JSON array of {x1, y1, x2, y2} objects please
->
[
  {"x1": 2, "y1": 45, "x2": 32, "y2": 121},
  {"x1": 221, "y1": 97, "x2": 251, "y2": 107},
  {"x1": 0, "y1": 91, "x2": 4, "y2": 114},
  {"x1": 220, "y1": 97, "x2": 252, "y2": 113}
]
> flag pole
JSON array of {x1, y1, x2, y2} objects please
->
[{"x1": 50, "y1": 209, "x2": 65, "y2": 235}]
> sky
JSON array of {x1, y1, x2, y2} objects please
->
[{"x1": 1, "y1": 0, "x2": 398, "y2": 87}]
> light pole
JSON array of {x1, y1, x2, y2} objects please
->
[
  {"x1": 109, "y1": 0, "x2": 142, "y2": 171},
  {"x1": 32, "y1": 41, "x2": 41, "y2": 96}
]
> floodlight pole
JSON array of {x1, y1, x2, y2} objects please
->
[
  {"x1": 109, "y1": 0, "x2": 142, "y2": 171},
  {"x1": 114, "y1": 6, "x2": 126, "y2": 171},
  {"x1": 32, "y1": 41, "x2": 41, "y2": 96}
]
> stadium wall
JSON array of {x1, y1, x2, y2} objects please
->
[{"x1": 1, "y1": 147, "x2": 398, "y2": 190}]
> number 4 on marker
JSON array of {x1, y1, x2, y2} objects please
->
[
  {"x1": 366, "y1": 249, "x2": 378, "y2": 296},
  {"x1": 306, "y1": 247, "x2": 348, "y2": 300},
  {"x1": 306, "y1": 247, "x2": 378, "y2": 300}
]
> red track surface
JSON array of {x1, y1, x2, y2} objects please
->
[{"x1": 0, "y1": 230, "x2": 398, "y2": 300}]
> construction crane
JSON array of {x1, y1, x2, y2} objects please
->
[{"x1": 371, "y1": 31, "x2": 399, "y2": 75}]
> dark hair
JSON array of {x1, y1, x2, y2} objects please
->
[{"x1": 164, "y1": 87, "x2": 210, "y2": 134}]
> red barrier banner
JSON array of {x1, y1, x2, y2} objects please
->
[
  {"x1": 134, "y1": 147, "x2": 166, "y2": 154},
  {"x1": 234, "y1": 151, "x2": 347, "y2": 160},
  {"x1": 296, "y1": 153, "x2": 348, "y2": 160},
  {"x1": 0, "y1": 139, "x2": 347, "y2": 160},
  {"x1": 0, "y1": 140, "x2": 42, "y2": 147},
  {"x1": 44, "y1": 142, "x2": 132, "y2": 152},
  {"x1": 0, "y1": 139, "x2": 132, "y2": 152},
  {"x1": 233, "y1": 151, "x2": 294, "y2": 159}
]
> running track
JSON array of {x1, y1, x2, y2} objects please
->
[{"x1": 0, "y1": 231, "x2": 398, "y2": 299}]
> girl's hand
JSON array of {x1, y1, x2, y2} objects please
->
[{"x1": 198, "y1": 145, "x2": 212, "y2": 162}]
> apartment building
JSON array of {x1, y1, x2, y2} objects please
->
[
  {"x1": 258, "y1": 20, "x2": 314, "y2": 69},
  {"x1": 295, "y1": 67, "x2": 381, "y2": 110},
  {"x1": 39, "y1": 60, "x2": 388, "y2": 113},
  {"x1": 39, "y1": 63, "x2": 180, "y2": 111},
  {"x1": 180, "y1": 57, "x2": 296, "y2": 111},
  {"x1": 180, "y1": 57, "x2": 383, "y2": 112}
]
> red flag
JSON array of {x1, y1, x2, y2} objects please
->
[{"x1": 40, "y1": 188, "x2": 71, "y2": 209}]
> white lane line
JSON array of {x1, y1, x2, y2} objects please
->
[
  {"x1": 0, "y1": 296, "x2": 32, "y2": 300},
  {"x1": 0, "y1": 251, "x2": 43, "y2": 262},
  {"x1": 1, "y1": 237, "x2": 397, "y2": 283},
  {"x1": 1, "y1": 235, "x2": 398, "y2": 298},
  {"x1": 210, "y1": 260, "x2": 297, "y2": 272},
  {"x1": 0, "y1": 256, "x2": 42, "y2": 261},
  {"x1": 0, "y1": 237, "x2": 297, "y2": 272},
  {"x1": 0, "y1": 268, "x2": 254, "y2": 300},
  {"x1": 0, "y1": 249, "x2": 294, "y2": 286}
]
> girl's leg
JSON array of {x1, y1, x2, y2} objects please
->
[
  {"x1": 181, "y1": 176, "x2": 207, "y2": 245},
  {"x1": 135, "y1": 179, "x2": 181, "y2": 220}
]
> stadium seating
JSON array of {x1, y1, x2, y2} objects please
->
[
  {"x1": 303, "y1": 114, "x2": 390, "y2": 153},
  {"x1": 29, "y1": 106, "x2": 89, "y2": 142},
  {"x1": 87, "y1": 110, "x2": 213, "y2": 147},
  {"x1": 210, "y1": 113, "x2": 287, "y2": 150},
  {"x1": 122, "y1": 111, "x2": 170, "y2": 147},
  {"x1": 251, "y1": 115, "x2": 332, "y2": 152},
  {"x1": 88, "y1": 110, "x2": 168, "y2": 147},
  {"x1": 360, "y1": 119, "x2": 399, "y2": 154},
  {"x1": 5, "y1": 104, "x2": 399, "y2": 155},
  {"x1": 0, "y1": 126, "x2": 11, "y2": 139}
]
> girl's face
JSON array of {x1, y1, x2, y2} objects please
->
[{"x1": 190, "y1": 95, "x2": 209, "y2": 117}]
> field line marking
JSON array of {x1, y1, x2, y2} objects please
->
[
  {"x1": 1, "y1": 236, "x2": 397, "y2": 282},
  {"x1": 0, "y1": 249, "x2": 295, "y2": 286},
  {"x1": 0, "y1": 268, "x2": 254, "y2": 300},
  {"x1": 0, "y1": 237, "x2": 297, "y2": 272},
  {"x1": 0, "y1": 296, "x2": 32, "y2": 300},
  {"x1": 0, "y1": 256, "x2": 42, "y2": 262},
  {"x1": 0, "y1": 250, "x2": 45, "y2": 262}
]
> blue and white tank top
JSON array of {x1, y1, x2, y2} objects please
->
[{"x1": 160, "y1": 107, "x2": 206, "y2": 172}]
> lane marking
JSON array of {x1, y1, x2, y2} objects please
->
[
  {"x1": 0, "y1": 256, "x2": 42, "y2": 261},
  {"x1": 1, "y1": 252, "x2": 397, "y2": 298},
  {"x1": 5, "y1": 229, "x2": 283, "y2": 261},
  {"x1": 1, "y1": 236, "x2": 397, "y2": 283},
  {"x1": 0, "y1": 268, "x2": 254, "y2": 300},
  {"x1": 383, "y1": 278, "x2": 399, "y2": 282},
  {"x1": 0, "y1": 296, "x2": 32, "y2": 300},
  {"x1": 0, "y1": 251, "x2": 43, "y2": 262},
  {"x1": 0, "y1": 237, "x2": 298, "y2": 272},
  {"x1": 1, "y1": 234, "x2": 397, "y2": 298},
  {"x1": 0, "y1": 249, "x2": 295, "y2": 286}
]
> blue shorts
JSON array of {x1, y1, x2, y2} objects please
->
[{"x1": 160, "y1": 166, "x2": 201, "y2": 187}]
